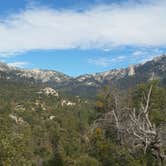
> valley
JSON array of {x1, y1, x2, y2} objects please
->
[{"x1": 0, "y1": 55, "x2": 166, "y2": 165}]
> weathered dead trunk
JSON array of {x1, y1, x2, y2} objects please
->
[{"x1": 91, "y1": 85, "x2": 165, "y2": 164}]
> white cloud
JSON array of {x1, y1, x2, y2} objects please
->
[
  {"x1": 132, "y1": 51, "x2": 144, "y2": 56},
  {"x1": 8, "y1": 61, "x2": 29, "y2": 68},
  {"x1": 132, "y1": 47, "x2": 164, "y2": 58},
  {"x1": 0, "y1": 0, "x2": 166, "y2": 56},
  {"x1": 88, "y1": 55, "x2": 126, "y2": 67},
  {"x1": 88, "y1": 57, "x2": 112, "y2": 67}
]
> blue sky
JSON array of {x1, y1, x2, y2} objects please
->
[{"x1": 0, "y1": 0, "x2": 166, "y2": 76}]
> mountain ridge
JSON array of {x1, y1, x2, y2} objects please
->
[
  {"x1": 1, "y1": 54, "x2": 165, "y2": 80},
  {"x1": 0, "y1": 54, "x2": 166, "y2": 97}
]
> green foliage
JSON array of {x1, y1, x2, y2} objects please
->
[
  {"x1": 0, "y1": 117, "x2": 33, "y2": 165},
  {"x1": 88, "y1": 128, "x2": 143, "y2": 166},
  {"x1": 95, "y1": 86, "x2": 116, "y2": 114},
  {"x1": 0, "y1": 81, "x2": 95, "y2": 165},
  {"x1": 132, "y1": 80, "x2": 166, "y2": 125},
  {"x1": 75, "y1": 155, "x2": 101, "y2": 166},
  {"x1": 0, "y1": 80, "x2": 165, "y2": 165}
]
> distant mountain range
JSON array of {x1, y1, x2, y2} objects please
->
[{"x1": 0, "y1": 55, "x2": 166, "y2": 97}]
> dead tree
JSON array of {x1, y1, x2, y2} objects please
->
[
  {"x1": 90, "y1": 85, "x2": 165, "y2": 165},
  {"x1": 126, "y1": 85, "x2": 165, "y2": 165}
]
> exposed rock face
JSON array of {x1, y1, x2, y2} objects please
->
[
  {"x1": 61, "y1": 99, "x2": 76, "y2": 106},
  {"x1": 40, "y1": 87, "x2": 59, "y2": 97},
  {"x1": 18, "y1": 69, "x2": 70, "y2": 83},
  {"x1": 9, "y1": 114, "x2": 24, "y2": 124},
  {"x1": 0, "y1": 62, "x2": 11, "y2": 71},
  {"x1": 128, "y1": 65, "x2": 135, "y2": 76},
  {"x1": 0, "y1": 62, "x2": 71, "y2": 84},
  {"x1": 49, "y1": 116, "x2": 56, "y2": 120}
]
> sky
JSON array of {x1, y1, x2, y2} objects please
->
[{"x1": 0, "y1": 0, "x2": 166, "y2": 76}]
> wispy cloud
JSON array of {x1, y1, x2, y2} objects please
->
[
  {"x1": 132, "y1": 51, "x2": 144, "y2": 56},
  {"x1": 89, "y1": 47, "x2": 165, "y2": 67},
  {"x1": 88, "y1": 57, "x2": 112, "y2": 67},
  {"x1": 88, "y1": 56, "x2": 126, "y2": 67},
  {"x1": 0, "y1": 0, "x2": 166, "y2": 56},
  {"x1": 132, "y1": 48, "x2": 164, "y2": 62},
  {"x1": 7, "y1": 61, "x2": 29, "y2": 68}
]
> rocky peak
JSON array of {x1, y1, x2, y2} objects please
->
[
  {"x1": 0, "y1": 62, "x2": 71, "y2": 83},
  {"x1": 0, "y1": 62, "x2": 12, "y2": 72},
  {"x1": 18, "y1": 69, "x2": 71, "y2": 83},
  {"x1": 40, "y1": 87, "x2": 59, "y2": 97},
  {"x1": 128, "y1": 65, "x2": 135, "y2": 76}
]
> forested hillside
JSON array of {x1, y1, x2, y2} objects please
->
[
  {"x1": 0, "y1": 54, "x2": 166, "y2": 166},
  {"x1": 0, "y1": 79, "x2": 166, "y2": 165}
]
